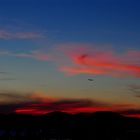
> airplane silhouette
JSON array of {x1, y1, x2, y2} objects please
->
[{"x1": 88, "y1": 79, "x2": 94, "y2": 81}]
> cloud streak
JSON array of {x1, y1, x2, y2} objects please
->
[
  {"x1": 0, "y1": 29, "x2": 46, "y2": 40},
  {"x1": 128, "y1": 84, "x2": 140, "y2": 97},
  {"x1": 0, "y1": 78, "x2": 16, "y2": 81},
  {"x1": 0, "y1": 72, "x2": 7, "y2": 74},
  {"x1": 0, "y1": 50, "x2": 50, "y2": 61},
  {"x1": 0, "y1": 72, "x2": 9, "y2": 76}
]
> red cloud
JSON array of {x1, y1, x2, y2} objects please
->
[
  {"x1": 59, "y1": 45, "x2": 140, "y2": 77},
  {"x1": 0, "y1": 91, "x2": 139, "y2": 117},
  {"x1": 15, "y1": 99, "x2": 109, "y2": 115},
  {"x1": 15, "y1": 106, "x2": 109, "y2": 115},
  {"x1": 15, "y1": 102, "x2": 140, "y2": 118}
]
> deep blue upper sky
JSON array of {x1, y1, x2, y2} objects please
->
[{"x1": 0, "y1": 0, "x2": 140, "y2": 50}]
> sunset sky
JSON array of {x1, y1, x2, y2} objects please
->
[{"x1": 0, "y1": 0, "x2": 140, "y2": 117}]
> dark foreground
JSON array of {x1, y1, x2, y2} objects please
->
[{"x1": 0, "y1": 111, "x2": 140, "y2": 140}]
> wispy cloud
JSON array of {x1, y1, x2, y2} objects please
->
[
  {"x1": 0, "y1": 29, "x2": 46, "y2": 40},
  {"x1": 0, "y1": 78, "x2": 16, "y2": 81},
  {"x1": 0, "y1": 91, "x2": 54, "y2": 103},
  {"x1": 0, "y1": 72, "x2": 8, "y2": 74},
  {"x1": 58, "y1": 44, "x2": 140, "y2": 78},
  {"x1": 0, "y1": 50, "x2": 50, "y2": 61},
  {"x1": 0, "y1": 92, "x2": 27, "y2": 101},
  {"x1": 128, "y1": 84, "x2": 140, "y2": 96},
  {"x1": 14, "y1": 50, "x2": 50, "y2": 61}
]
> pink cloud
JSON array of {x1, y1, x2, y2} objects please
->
[
  {"x1": 60, "y1": 66, "x2": 107, "y2": 75},
  {"x1": 59, "y1": 44, "x2": 140, "y2": 77},
  {"x1": 0, "y1": 42, "x2": 140, "y2": 77}
]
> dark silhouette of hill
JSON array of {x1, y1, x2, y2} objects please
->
[{"x1": 0, "y1": 111, "x2": 139, "y2": 140}]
